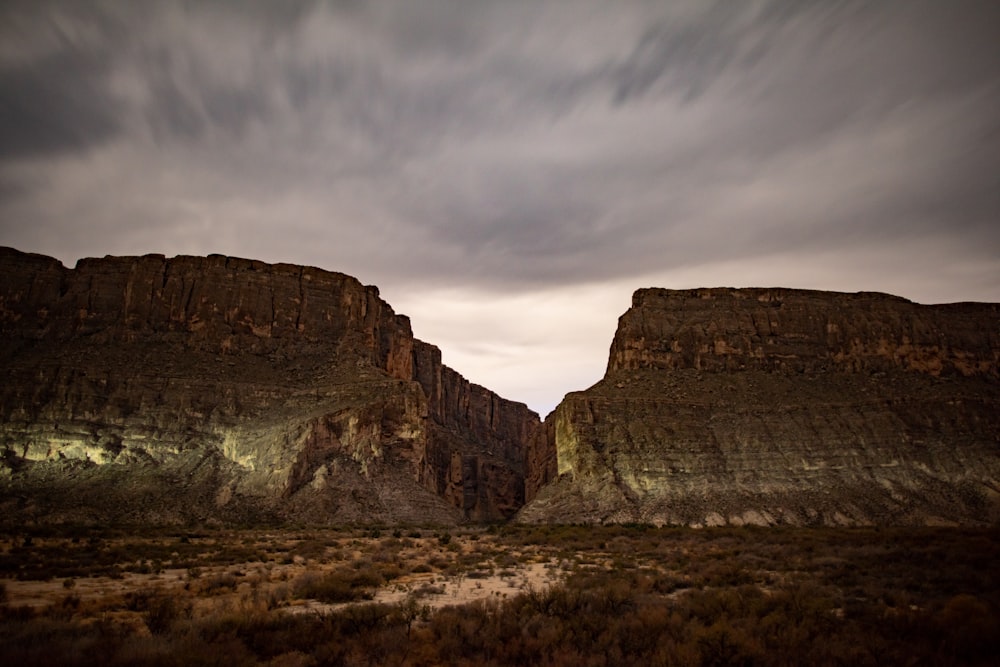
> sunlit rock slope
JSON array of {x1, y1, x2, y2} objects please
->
[{"x1": 519, "y1": 288, "x2": 1000, "y2": 526}]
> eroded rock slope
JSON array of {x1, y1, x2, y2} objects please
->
[
  {"x1": 520, "y1": 288, "x2": 1000, "y2": 526},
  {"x1": 0, "y1": 248, "x2": 545, "y2": 525}
]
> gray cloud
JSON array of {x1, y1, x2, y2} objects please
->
[
  {"x1": 0, "y1": 49, "x2": 119, "y2": 157},
  {"x1": 0, "y1": 0, "x2": 998, "y2": 411},
  {"x1": 2, "y1": 1, "x2": 998, "y2": 270}
]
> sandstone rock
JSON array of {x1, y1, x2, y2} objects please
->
[
  {"x1": 519, "y1": 288, "x2": 1000, "y2": 526},
  {"x1": 0, "y1": 247, "x2": 542, "y2": 525}
]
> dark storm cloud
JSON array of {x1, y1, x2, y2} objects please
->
[
  {"x1": 0, "y1": 0, "x2": 998, "y2": 294},
  {"x1": 0, "y1": 50, "x2": 119, "y2": 158}
]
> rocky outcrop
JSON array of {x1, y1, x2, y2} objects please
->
[
  {"x1": 519, "y1": 288, "x2": 1000, "y2": 526},
  {"x1": 609, "y1": 288, "x2": 999, "y2": 377},
  {"x1": 0, "y1": 247, "x2": 542, "y2": 525}
]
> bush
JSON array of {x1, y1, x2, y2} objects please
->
[
  {"x1": 293, "y1": 568, "x2": 382, "y2": 603},
  {"x1": 144, "y1": 594, "x2": 191, "y2": 635}
]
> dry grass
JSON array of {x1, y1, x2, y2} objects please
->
[{"x1": 1, "y1": 525, "x2": 998, "y2": 665}]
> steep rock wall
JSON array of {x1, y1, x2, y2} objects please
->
[
  {"x1": 520, "y1": 288, "x2": 1000, "y2": 526},
  {"x1": 609, "y1": 288, "x2": 999, "y2": 377},
  {"x1": 0, "y1": 248, "x2": 541, "y2": 524}
]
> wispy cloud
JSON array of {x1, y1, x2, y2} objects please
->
[{"x1": 1, "y1": 0, "x2": 998, "y2": 412}]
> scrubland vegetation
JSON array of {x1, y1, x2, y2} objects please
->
[{"x1": 1, "y1": 524, "x2": 998, "y2": 665}]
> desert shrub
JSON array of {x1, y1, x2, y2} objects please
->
[
  {"x1": 413, "y1": 583, "x2": 445, "y2": 598},
  {"x1": 378, "y1": 563, "x2": 405, "y2": 581},
  {"x1": 0, "y1": 615, "x2": 120, "y2": 666},
  {"x1": 111, "y1": 631, "x2": 258, "y2": 667},
  {"x1": 123, "y1": 589, "x2": 155, "y2": 612},
  {"x1": 293, "y1": 567, "x2": 382, "y2": 603},
  {"x1": 466, "y1": 569, "x2": 493, "y2": 579},
  {"x1": 649, "y1": 571, "x2": 689, "y2": 594},
  {"x1": 266, "y1": 583, "x2": 291, "y2": 610},
  {"x1": 371, "y1": 546, "x2": 400, "y2": 563},
  {"x1": 201, "y1": 572, "x2": 239, "y2": 593},
  {"x1": 932, "y1": 594, "x2": 1000, "y2": 663},
  {"x1": 355, "y1": 567, "x2": 386, "y2": 590},
  {"x1": 288, "y1": 538, "x2": 329, "y2": 563},
  {"x1": 694, "y1": 620, "x2": 764, "y2": 666},
  {"x1": 493, "y1": 552, "x2": 520, "y2": 569},
  {"x1": 293, "y1": 571, "x2": 355, "y2": 603},
  {"x1": 144, "y1": 594, "x2": 191, "y2": 635},
  {"x1": 698, "y1": 559, "x2": 757, "y2": 587},
  {"x1": 428, "y1": 555, "x2": 450, "y2": 570}
]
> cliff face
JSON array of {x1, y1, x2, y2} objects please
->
[
  {"x1": 0, "y1": 248, "x2": 542, "y2": 525},
  {"x1": 6, "y1": 253, "x2": 998, "y2": 528},
  {"x1": 609, "y1": 288, "x2": 999, "y2": 377},
  {"x1": 519, "y1": 288, "x2": 1000, "y2": 526}
]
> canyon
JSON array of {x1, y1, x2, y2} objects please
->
[
  {"x1": 2, "y1": 249, "x2": 998, "y2": 526},
  {"x1": 0, "y1": 248, "x2": 550, "y2": 525}
]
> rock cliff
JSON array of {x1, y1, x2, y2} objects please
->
[
  {"x1": 6, "y1": 252, "x2": 997, "y2": 528},
  {"x1": 519, "y1": 288, "x2": 1000, "y2": 526},
  {"x1": 0, "y1": 248, "x2": 543, "y2": 525}
]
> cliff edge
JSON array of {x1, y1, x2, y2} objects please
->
[
  {"x1": 0, "y1": 247, "x2": 545, "y2": 525},
  {"x1": 519, "y1": 287, "x2": 1000, "y2": 526}
]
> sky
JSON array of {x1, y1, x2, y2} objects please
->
[{"x1": 1, "y1": 1, "x2": 999, "y2": 417}]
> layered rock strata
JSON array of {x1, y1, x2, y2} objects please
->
[
  {"x1": 0, "y1": 248, "x2": 543, "y2": 525},
  {"x1": 520, "y1": 288, "x2": 1000, "y2": 526}
]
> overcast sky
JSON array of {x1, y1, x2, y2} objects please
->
[{"x1": 1, "y1": 1, "x2": 999, "y2": 416}]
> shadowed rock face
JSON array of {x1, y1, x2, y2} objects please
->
[
  {"x1": 0, "y1": 247, "x2": 543, "y2": 525},
  {"x1": 519, "y1": 288, "x2": 1000, "y2": 526}
]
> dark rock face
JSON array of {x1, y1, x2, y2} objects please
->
[
  {"x1": 519, "y1": 288, "x2": 1000, "y2": 526},
  {"x1": 0, "y1": 248, "x2": 542, "y2": 525},
  {"x1": 609, "y1": 288, "x2": 999, "y2": 377}
]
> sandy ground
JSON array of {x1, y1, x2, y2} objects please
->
[
  {"x1": 1, "y1": 544, "x2": 568, "y2": 619},
  {"x1": 380, "y1": 561, "x2": 563, "y2": 607},
  {"x1": 286, "y1": 560, "x2": 565, "y2": 615}
]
